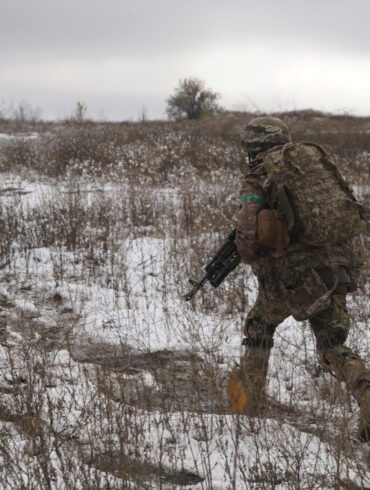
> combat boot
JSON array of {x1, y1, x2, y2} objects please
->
[
  {"x1": 227, "y1": 340, "x2": 271, "y2": 416},
  {"x1": 241, "y1": 342, "x2": 270, "y2": 411},
  {"x1": 227, "y1": 370, "x2": 248, "y2": 413},
  {"x1": 226, "y1": 369, "x2": 266, "y2": 416},
  {"x1": 358, "y1": 388, "x2": 370, "y2": 442}
]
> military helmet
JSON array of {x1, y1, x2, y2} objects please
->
[{"x1": 241, "y1": 116, "x2": 292, "y2": 154}]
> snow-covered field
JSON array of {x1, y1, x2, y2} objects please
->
[{"x1": 0, "y1": 123, "x2": 368, "y2": 488}]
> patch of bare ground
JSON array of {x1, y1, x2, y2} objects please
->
[{"x1": 83, "y1": 448, "x2": 204, "y2": 486}]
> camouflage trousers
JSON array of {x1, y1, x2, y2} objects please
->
[{"x1": 241, "y1": 281, "x2": 370, "y2": 413}]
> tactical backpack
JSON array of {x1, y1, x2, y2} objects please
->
[{"x1": 263, "y1": 142, "x2": 366, "y2": 247}]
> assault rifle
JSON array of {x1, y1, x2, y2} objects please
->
[{"x1": 183, "y1": 229, "x2": 241, "y2": 301}]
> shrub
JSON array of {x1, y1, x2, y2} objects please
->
[{"x1": 166, "y1": 77, "x2": 220, "y2": 120}]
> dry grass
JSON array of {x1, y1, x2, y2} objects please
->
[{"x1": 0, "y1": 111, "x2": 368, "y2": 488}]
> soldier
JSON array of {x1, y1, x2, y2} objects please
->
[{"x1": 228, "y1": 116, "x2": 370, "y2": 442}]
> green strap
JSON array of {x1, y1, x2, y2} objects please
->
[{"x1": 240, "y1": 193, "x2": 267, "y2": 207}]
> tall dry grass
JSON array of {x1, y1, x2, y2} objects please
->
[{"x1": 0, "y1": 111, "x2": 368, "y2": 488}]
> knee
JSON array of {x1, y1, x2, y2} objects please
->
[
  {"x1": 317, "y1": 344, "x2": 341, "y2": 372},
  {"x1": 311, "y1": 293, "x2": 351, "y2": 345},
  {"x1": 317, "y1": 342, "x2": 362, "y2": 374},
  {"x1": 316, "y1": 332, "x2": 346, "y2": 351},
  {"x1": 243, "y1": 308, "x2": 276, "y2": 346},
  {"x1": 317, "y1": 339, "x2": 346, "y2": 362}
]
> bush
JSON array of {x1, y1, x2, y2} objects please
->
[{"x1": 166, "y1": 77, "x2": 220, "y2": 120}]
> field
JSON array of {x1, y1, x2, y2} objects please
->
[{"x1": 0, "y1": 111, "x2": 369, "y2": 489}]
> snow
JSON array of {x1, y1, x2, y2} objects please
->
[
  {"x1": 0, "y1": 171, "x2": 368, "y2": 488},
  {"x1": 0, "y1": 132, "x2": 39, "y2": 140}
]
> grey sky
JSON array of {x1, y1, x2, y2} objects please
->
[{"x1": 1, "y1": 0, "x2": 370, "y2": 120}]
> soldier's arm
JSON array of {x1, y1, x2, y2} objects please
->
[{"x1": 236, "y1": 167, "x2": 268, "y2": 263}]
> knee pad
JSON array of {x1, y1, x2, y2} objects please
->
[{"x1": 244, "y1": 309, "x2": 276, "y2": 341}]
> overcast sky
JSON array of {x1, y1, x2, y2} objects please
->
[{"x1": 1, "y1": 0, "x2": 370, "y2": 120}]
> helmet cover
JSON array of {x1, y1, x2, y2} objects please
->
[{"x1": 241, "y1": 116, "x2": 292, "y2": 153}]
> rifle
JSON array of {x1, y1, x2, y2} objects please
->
[{"x1": 183, "y1": 229, "x2": 241, "y2": 301}]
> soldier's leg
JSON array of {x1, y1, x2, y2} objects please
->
[
  {"x1": 309, "y1": 285, "x2": 370, "y2": 441},
  {"x1": 238, "y1": 287, "x2": 290, "y2": 415}
]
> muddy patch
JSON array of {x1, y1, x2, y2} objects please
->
[
  {"x1": 84, "y1": 449, "x2": 204, "y2": 486},
  {"x1": 73, "y1": 343, "x2": 228, "y2": 414}
]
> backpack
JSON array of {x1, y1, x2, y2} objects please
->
[{"x1": 263, "y1": 142, "x2": 366, "y2": 247}]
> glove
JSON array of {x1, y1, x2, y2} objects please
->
[{"x1": 257, "y1": 209, "x2": 289, "y2": 254}]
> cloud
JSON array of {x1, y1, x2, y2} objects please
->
[
  {"x1": 1, "y1": 0, "x2": 369, "y2": 59},
  {"x1": 2, "y1": 40, "x2": 370, "y2": 118},
  {"x1": 176, "y1": 41, "x2": 370, "y2": 114},
  {"x1": 1, "y1": 0, "x2": 369, "y2": 118}
]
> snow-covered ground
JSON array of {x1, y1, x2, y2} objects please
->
[
  {"x1": 0, "y1": 170, "x2": 368, "y2": 488},
  {"x1": 0, "y1": 132, "x2": 39, "y2": 140}
]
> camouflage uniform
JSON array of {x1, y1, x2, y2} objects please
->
[{"x1": 234, "y1": 117, "x2": 370, "y2": 441}]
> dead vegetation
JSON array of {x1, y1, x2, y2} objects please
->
[{"x1": 0, "y1": 110, "x2": 368, "y2": 488}]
